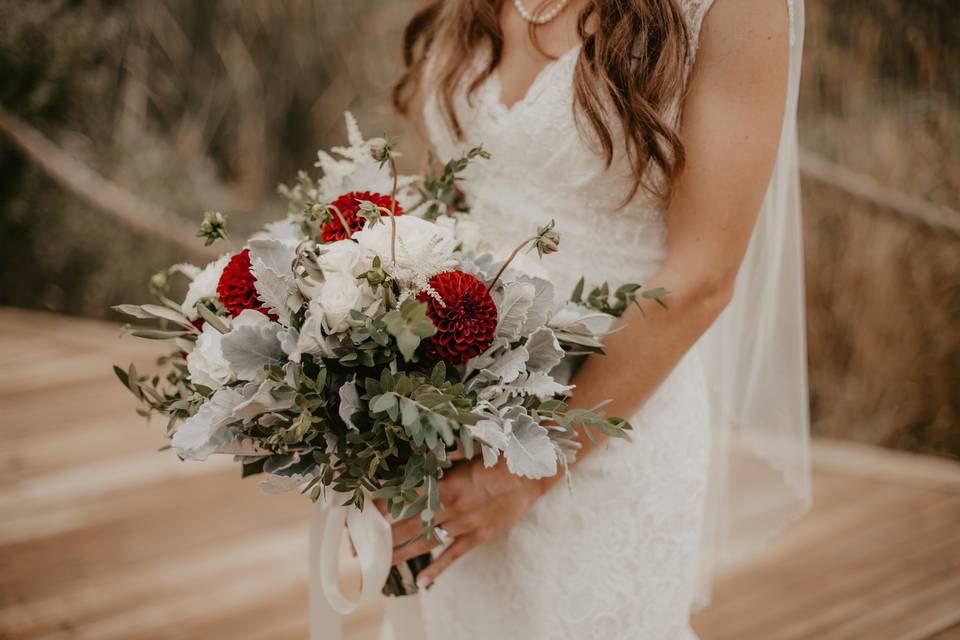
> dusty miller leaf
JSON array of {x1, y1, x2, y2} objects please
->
[
  {"x1": 524, "y1": 326, "x2": 564, "y2": 373},
  {"x1": 481, "y1": 345, "x2": 528, "y2": 384},
  {"x1": 221, "y1": 312, "x2": 284, "y2": 380},
  {"x1": 504, "y1": 415, "x2": 556, "y2": 479},
  {"x1": 519, "y1": 277, "x2": 555, "y2": 335},
  {"x1": 494, "y1": 281, "x2": 535, "y2": 341}
]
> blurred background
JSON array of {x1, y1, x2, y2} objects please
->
[
  {"x1": 1, "y1": 2, "x2": 958, "y2": 639},
  {"x1": 1, "y1": 0, "x2": 957, "y2": 459}
]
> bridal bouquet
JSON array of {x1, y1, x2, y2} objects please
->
[{"x1": 114, "y1": 113, "x2": 664, "y2": 604}]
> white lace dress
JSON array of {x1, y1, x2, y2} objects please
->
[{"x1": 416, "y1": 2, "x2": 722, "y2": 638}]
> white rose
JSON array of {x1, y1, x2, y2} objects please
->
[
  {"x1": 435, "y1": 216, "x2": 481, "y2": 254},
  {"x1": 180, "y1": 254, "x2": 230, "y2": 319},
  {"x1": 317, "y1": 239, "x2": 371, "y2": 277},
  {"x1": 353, "y1": 216, "x2": 457, "y2": 286},
  {"x1": 187, "y1": 320, "x2": 234, "y2": 390},
  {"x1": 318, "y1": 272, "x2": 363, "y2": 333}
]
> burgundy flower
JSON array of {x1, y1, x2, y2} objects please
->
[
  {"x1": 216, "y1": 249, "x2": 271, "y2": 317},
  {"x1": 418, "y1": 270, "x2": 498, "y2": 364},
  {"x1": 322, "y1": 191, "x2": 404, "y2": 243}
]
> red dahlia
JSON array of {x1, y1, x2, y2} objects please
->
[
  {"x1": 418, "y1": 270, "x2": 498, "y2": 364},
  {"x1": 217, "y1": 249, "x2": 270, "y2": 317},
  {"x1": 322, "y1": 191, "x2": 404, "y2": 243}
]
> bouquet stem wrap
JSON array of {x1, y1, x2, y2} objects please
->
[{"x1": 309, "y1": 492, "x2": 424, "y2": 639}]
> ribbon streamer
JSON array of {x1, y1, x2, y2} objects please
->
[{"x1": 308, "y1": 492, "x2": 425, "y2": 640}]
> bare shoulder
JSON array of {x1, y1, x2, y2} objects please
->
[{"x1": 695, "y1": 0, "x2": 791, "y2": 91}]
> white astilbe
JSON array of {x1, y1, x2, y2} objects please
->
[
  {"x1": 314, "y1": 112, "x2": 418, "y2": 207},
  {"x1": 391, "y1": 233, "x2": 458, "y2": 303},
  {"x1": 354, "y1": 215, "x2": 458, "y2": 299}
]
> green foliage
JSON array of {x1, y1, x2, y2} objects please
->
[
  {"x1": 411, "y1": 146, "x2": 490, "y2": 221},
  {"x1": 570, "y1": 277, "x2": 668, "y2": 318},
  {"x1": 382, "y1": 297, "x2": 437, "y2": 362}
]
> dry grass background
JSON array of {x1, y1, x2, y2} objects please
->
[{"x1": 0, "y1": 0, "x2": 957, "y2": 457}]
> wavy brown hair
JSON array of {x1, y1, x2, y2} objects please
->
[{"x1": 393, "y1": 0, "x2": 690, "y2": 204}]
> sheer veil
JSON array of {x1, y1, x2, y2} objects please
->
[{"x1": 693, "y1": 0, "x2": 811, "y2": 606}]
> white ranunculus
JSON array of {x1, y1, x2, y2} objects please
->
[
  {"x1": 187, "y1": 321, "x2": 234, "y2": 390},
  {"x1": 318, "y1": 271, "x2": 363, "y2": 333},
  {"x1": 180, "y1": 254, "x2": 231, "y2": 319},
  {"x1": 316, "y1": 239, "x2": 371, "y2": 277}
]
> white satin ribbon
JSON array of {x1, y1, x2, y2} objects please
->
[{"x1": 308, "y1": 491, "x2": 425, "y2": 640}]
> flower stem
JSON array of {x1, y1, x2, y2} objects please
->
[
  {"x1": 326, "y1": 203, "x2": 351, "y2": 238},
  {"x1": 387, "y1": 154, "x2": 400, "y2": 265},
  {"x1": 486, "y1": 235, "x2": 538, "y2": 293}
]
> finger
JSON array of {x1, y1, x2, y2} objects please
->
[
  {"x1": 392, "y1": 532, "x2": 438, "y2": 566},
  {"x1": 391, "y1": 483, "x2": 465, "y2": 547},
  {"x1": 373, "y1": 498, "x2": 388, "y2": 516},
  {"x1": 391, "y1": 516, "x2": 473, "y2": 566},
  {"x1": 416, "y1": 533, "x2": 479, "y2": 589},
  {"x1": 391, "y1": 515, "x2": 428, "y2": 549}
]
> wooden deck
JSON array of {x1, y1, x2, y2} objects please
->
[{"x1": 1, "y1": 307, "x2": 958, "y2": 640}]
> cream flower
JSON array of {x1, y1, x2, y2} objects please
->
[
  {"x1": 180, "y1": 254, "x2": 230, "y2": 319},
  {"x1": 353, "y1": 215, "x2": 457, "y2": 295},
  {"x1": 318, "y1": 271, "x2": 363, "y2": 333},
  {"x1": 187, "y1": 321, "x2": 234, "y2": 390},
  {"x1": 316, "y1": 239, "x2": 372, "y2": 278},
  {"x1": 436, "y1": 216, "x2": 482, "y2": 254}
]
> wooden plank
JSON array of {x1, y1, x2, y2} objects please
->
[
  {"x1": 693, "y1": 493, "x2": 960, "y2": 638},
  {"x1": 813, "y1": 438, "x2": 960, "y2": 493},
  {"x1": 2, "y1": 307, "x2": 959, "y2": 640}
]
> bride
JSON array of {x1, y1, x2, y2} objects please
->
[{"x1": 384, "y1": 0, "x2": 810, "y2": 637}]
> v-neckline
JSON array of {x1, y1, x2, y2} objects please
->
[{"x1": 487, "y1": 43, "x2": 582, "y2": 114}]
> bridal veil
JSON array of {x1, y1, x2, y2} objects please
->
[{"x1": 693, "y1": 0, "x2": 811, "y2": 605}]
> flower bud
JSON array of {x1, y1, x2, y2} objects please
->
[{"x1": 535, "y1": 221, "x2": 560, "y2": 256}]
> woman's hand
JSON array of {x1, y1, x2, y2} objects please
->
[{"x1": 385, "y1": 458, "x2": 552, "y2": 588}]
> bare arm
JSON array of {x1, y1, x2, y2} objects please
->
[
  {"x1": 543, "y1": 0, "x2": 791, "y2": 477},
  {"x1": 393, "y1": 0, "x2": 792, "y2": 585}
]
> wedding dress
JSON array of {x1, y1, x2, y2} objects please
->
[{"x1": 397, "y1": 1, "x2": 807, "y2": 638}]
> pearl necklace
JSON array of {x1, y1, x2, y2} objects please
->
[{"x1": 511, "y1": 0, "x2": 573, "y2": 25}]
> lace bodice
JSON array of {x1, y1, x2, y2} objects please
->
[
  {"x1": 423, "y1": 0, "x2": 732, "y2": 296},
  {"x1": 404, "y1": 2, "x2": 796, "y2": 639}
]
